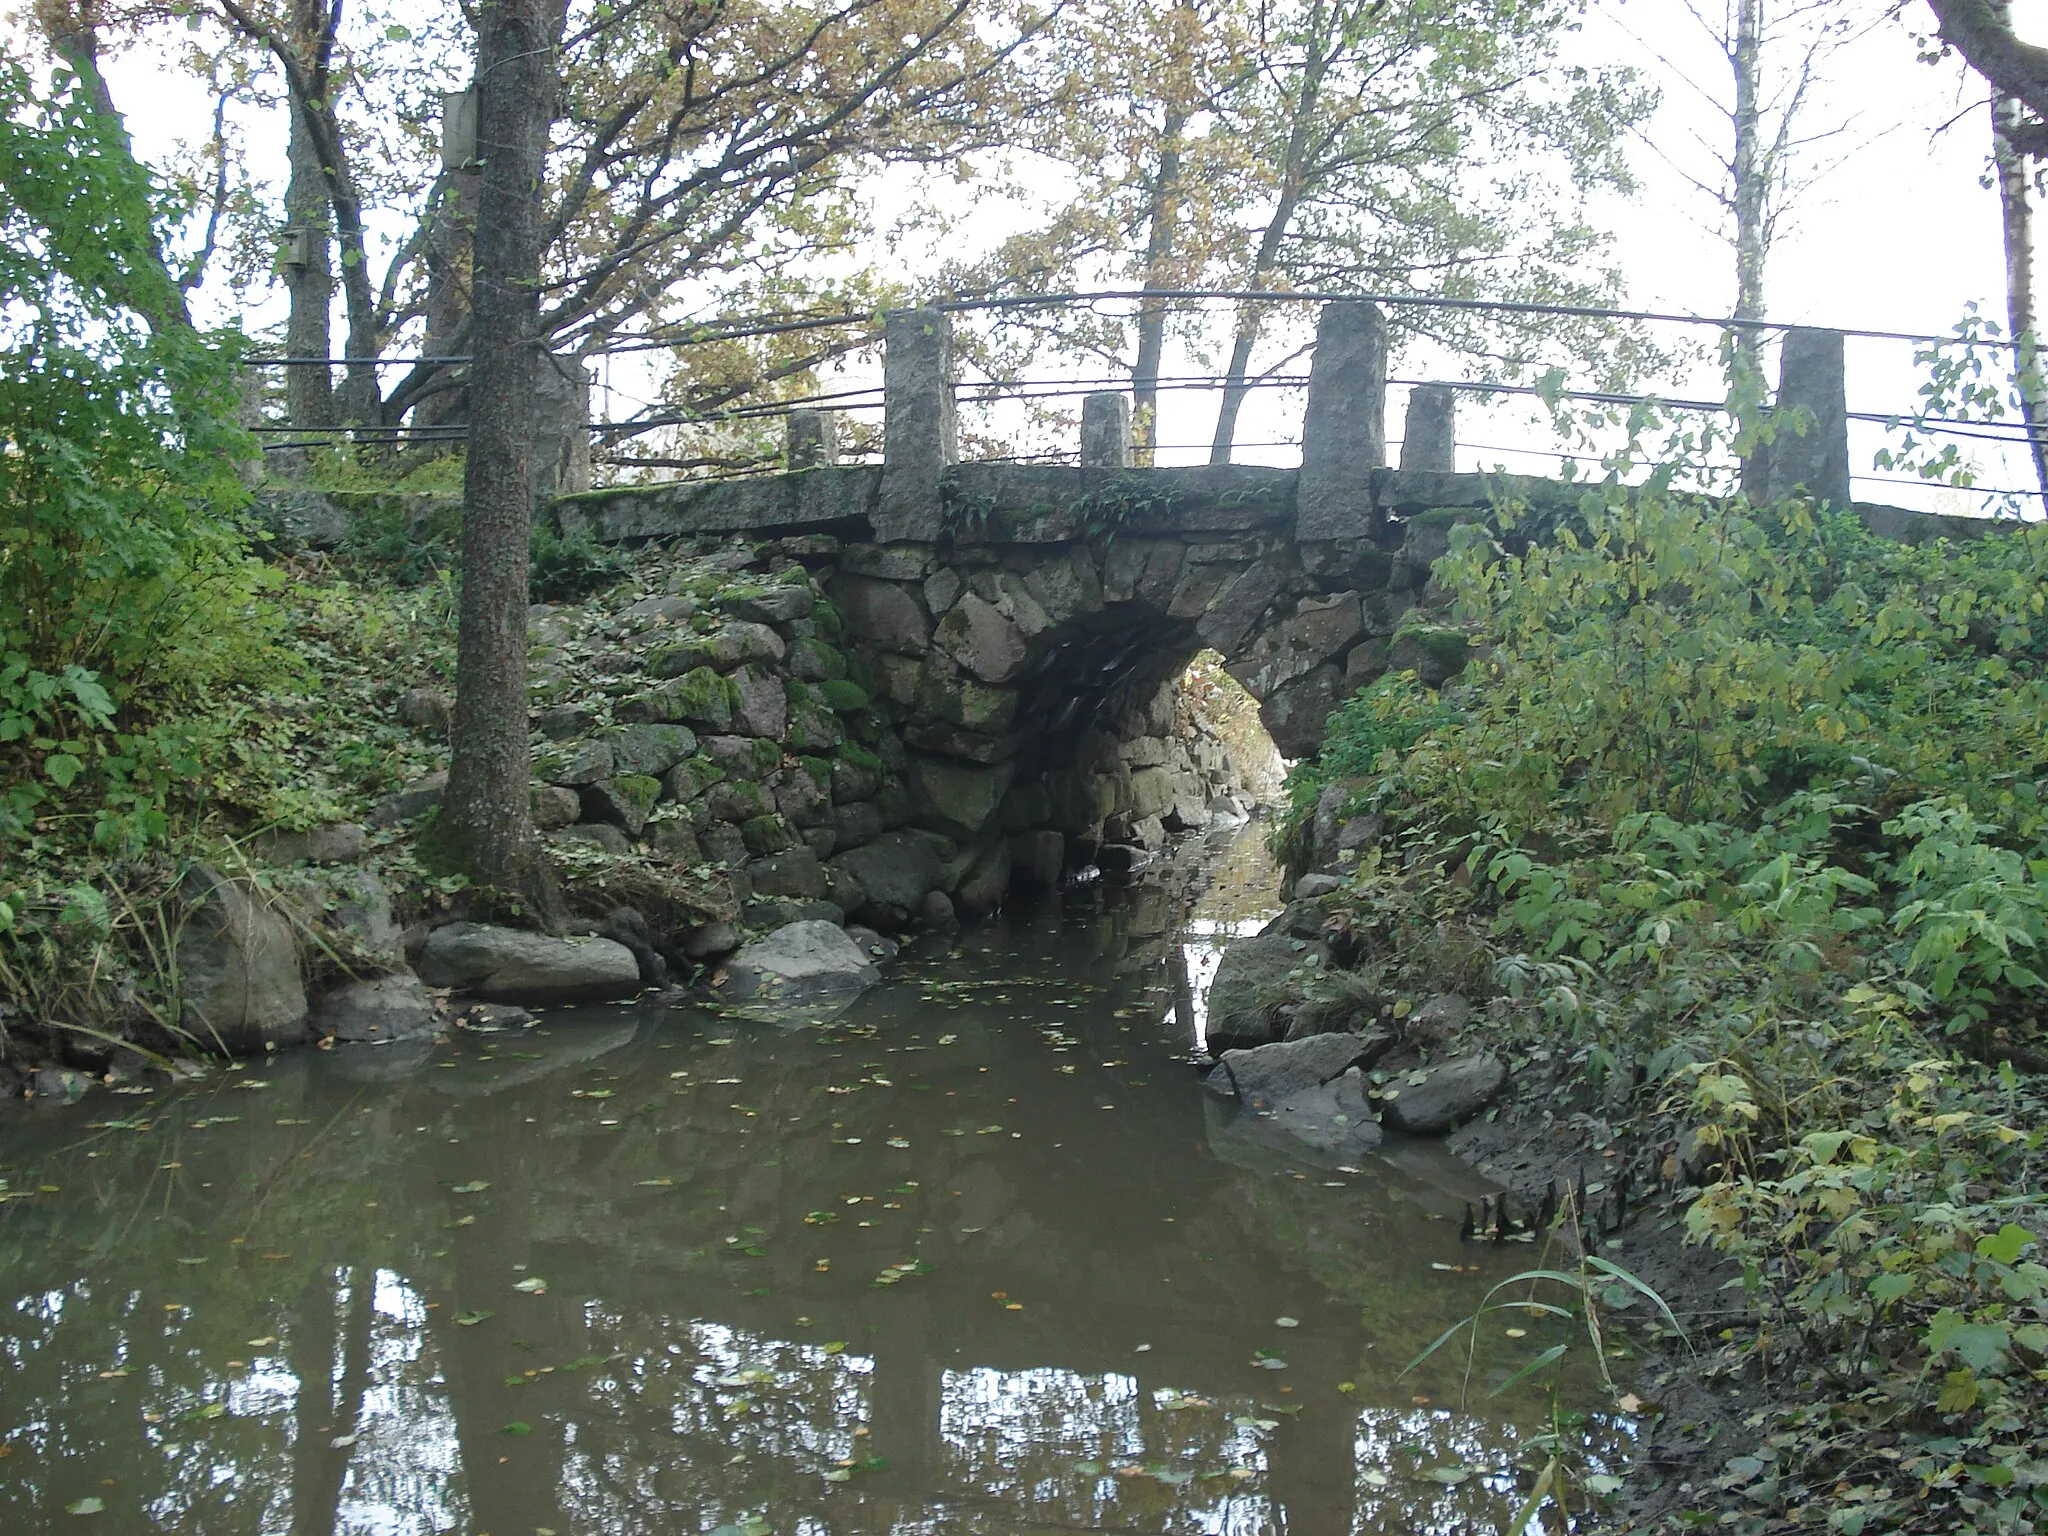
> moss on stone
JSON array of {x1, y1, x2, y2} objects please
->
[
  {"x1": 751, "y1": 736, "x2": 783, "y2": 772},
  {"x1": 612, "y1": 773, "x2": 661, "y2": 818},
  {"x1": 839, "y1": 741, "x2": 883, "y2": 773},
  {"x1": 680, "y1": 755, "x2": 724, "y2": 791},
  {"x1": 799, "y1": 754, "x2": 833, "y2": 786},
  {"x1": 741, "y1": 813, "x2": 798, "y2": 857},
  {"x1": 817, "y1": 678, "x2": 871, "y2": 713},
  {"x1": 813, "y1": 598, "x2": 844, "y2": 640},
  {"x1": 791, "y1": 637, "x2": 847, "y2": 680},
  {"x1": 1407, "y1": 505, "x2": 1491, "y2": 530},
  {"x1": 668, "y1": 665, "x2": 739, "y2": 730},
  {"x1": 1395, "y1": 622, "x2": 1470, "y2": 668}
]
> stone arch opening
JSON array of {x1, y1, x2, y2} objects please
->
[{"x1": 826, "y1": 519, "x2": 1416, "y2": 892}]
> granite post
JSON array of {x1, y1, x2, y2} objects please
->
[
  {"x1": 787, "y1": 409, "x2": 841, "y2": 470},
  {"x1": 1296, "y1": 300, "x2": 1388, "y2": 540},
  {"x1": 875, "y1": 307, "x2": 956, "y2": 542},
  {"x1": 1398, "y1": 383, "x2": 1456, "y2": 473},
  {"x1": 1081, "y1": 392, "x2": 1133, "y2": 468},
  {"x1": 1762, "y1": 327, "x2": 1850, "y2": 508}
]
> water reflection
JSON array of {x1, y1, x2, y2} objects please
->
[{"x1": 0, "y1": 827, "x2": 1630, "y2": 1533}]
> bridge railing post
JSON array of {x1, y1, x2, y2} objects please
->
[
  {"x1": 1080, "y1": 392, "x2": 1132, "y2": 468},
  {"x1": 787, "y1": 408, "x2": 840, "y2": 470},
  {"x1": 876, "y1": 306, "x2": 956, "y2": 541},
  {"x1": 1761, "y1": 327, "x2": 1850, "y2": 508},
  {"x1": 1398, "y1": 383, "x2": 1456, "y2": 473},
  {"x1": 1297, "y1": 300, "x2": 1388, "y2": 540}
]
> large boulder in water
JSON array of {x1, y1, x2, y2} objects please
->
[
  {"x1": 415, "y1": 923, "x2": 641, "y2": 1004},
  {"x1": 1215, "y1": 1027, "x2": 1395, "y2": 1108},
  {"x1": 1203, "y1": 931, "x2": 1313, "y2": 1052},
  {"x1": 311, "y1": 970, "x2": 442, "y2": 1045},
  {"x1": 828, "y1": 831, "x2": 942, "y2": 927},
  {"x1": 1376, "y1": 1052, "x2": 1508, "y2": 1135},
  {"x1": 723, "y1": 920, "x2": 880, "y2": 1004},
  {"x1": 175, "y1": 864, "x2": 309, "y2": 1054}
]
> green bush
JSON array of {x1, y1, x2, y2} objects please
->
[
  {"x1": 529, "y1": 522, "x2": 633, "y2": 603},
  {"x1": 1307, "y1": 463, "x2": 2048, "y2": 1530},
  {"x1": 1273, "y1": 671, "x2": 1456, "y2": 863},
  {"x1": 0, "y1": 61, "x2": 272, "y2": 859}
]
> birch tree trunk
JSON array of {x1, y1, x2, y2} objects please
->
[{"x1": 1992, "y1": 0, "x2": 2048, "y2": 511}]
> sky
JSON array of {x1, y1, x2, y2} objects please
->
[{"x1": 90, "y1": 0, "x2": 2048, "y2": 515}]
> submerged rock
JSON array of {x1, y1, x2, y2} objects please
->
[
  {"x1": 1264, "y1": 1068, "x2": 1384, "y2": 1157},
  {"x1": 722, "y1": 919, "x2": 880, "y2": 1003},
  {"x1": 415, "y1": 923, "x2": 642, "y2": 1004},
  {"x1": 312, "y1": 971, "x2": 442, "y2": 1045},
  {"x1": 1217, "y1": 1027, "x2": 1395, "y2": 1108},
  {"x1": 1376, "y1": 1052, "x2": 1507, "y2": 1135},
  {"x1": 828, "y1": 831, "x2": 942, "y2": 927}
]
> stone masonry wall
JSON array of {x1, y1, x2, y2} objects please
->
[{"x1": 491, "y1": 533, "x2": 1273, "y2": 953}]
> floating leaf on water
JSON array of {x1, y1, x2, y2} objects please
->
[
  {"x1": 1073, "y1": 1460, "x2": 1105, "y2": 1476},
  {"x1": 513, "y1": 1278, "x2": 548, "y2": 1294},
  {"x1": 885, "y1": 1137, "x2": 910, "y2": 1148},
  {"x1": 937, "y1": 1034, "x2": 957, "y2": 1045},
  {"x1": 1361, "y1": 1469, "x2": 1390, "y2": 1489},
  {"x1": 823, "y1": 1469, "x2": 851, "y2": 1483},
  {"x1": 1275, "y1": 1316, "x2": 1299, "y2": 1328},
  {"x1": 1427, "y1": 1466, "x2": 1473, "y2": 1485},
  {"x1": 823, "y1": 1341, "x2": 847, "y2": 1354},
  {"x1": 1133, "y1": 1342, "x2": 1152, "y2": 1352},
  {"x1": 502, "y1": 1421, "x2": 532, "y2": 1436},
  {"x1": 1505, "y1": 1327, "x2": 1527, "y2": 1338},
  {"x1": 455, "y1": 1310, "x2": 494, "y2": 1327},
  {"x1": 451, "y1": 1182, "x2": 489, "y2": 1194},
  {"x1": 329, "y1": 1432, "x2": 359, "y2": 1448},
  {"x1": 1253, "y1": 1357, "x2": 1287, "y2": 1369},
  {"x1": 66, "y1": 1498, "x2": 105, "y2": 1515},
  {"x1": 637, "y1": 1178, "x2": 675, "y2": 1188},
  {"x1": 1585, "y1": 1473, "x2": 1625, "y2": 1495}
]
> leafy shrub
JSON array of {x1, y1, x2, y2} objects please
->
[
  {"x1": 0, "y1": 62, "x2": 272, "y2": 856},
  {"x1": 1296, "y1": 435, "x2": 2048, "y2": 1529},
  {"x1": 1273, "y1": 671, "x2": 1456, "y2": 863},
  {"x1": 528, "y1": 522, "x2": 633, "y2": 602}
]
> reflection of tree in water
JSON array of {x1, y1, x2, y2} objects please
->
[{"x1": 0, "y1": 828, "x2": 1634, "y2": 1535}]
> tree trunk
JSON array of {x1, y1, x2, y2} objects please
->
[
  {"x1": 282, "y1": 2, "x2": 336, "y2": 435},
  {"x1": 1208, "y1": 22, "x2": 1326, "y2": 465},
  {"x1": 1730, "y1": 0, "x2": 1770, "y2": 496},
  {"x1": 418, "y1": 102, "x2": 481, "y2": 434},
  {"x1": 1993, "y1": 0, "x2": 2048, "y2": 512},
  {"x1": 440, "y1": 0, "x2": 568, "y2": 925},
  {"x1": 1131, "y1": 106, "x2": 1189, "y2": 464}
]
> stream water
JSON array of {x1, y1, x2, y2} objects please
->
[{"x1": 0, "y1": 826, "x2": 1629, "y2": 1534}]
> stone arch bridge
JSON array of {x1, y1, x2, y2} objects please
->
[{"x1": 548, "y1": 303, "x2": 1962, "y2": 888}]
